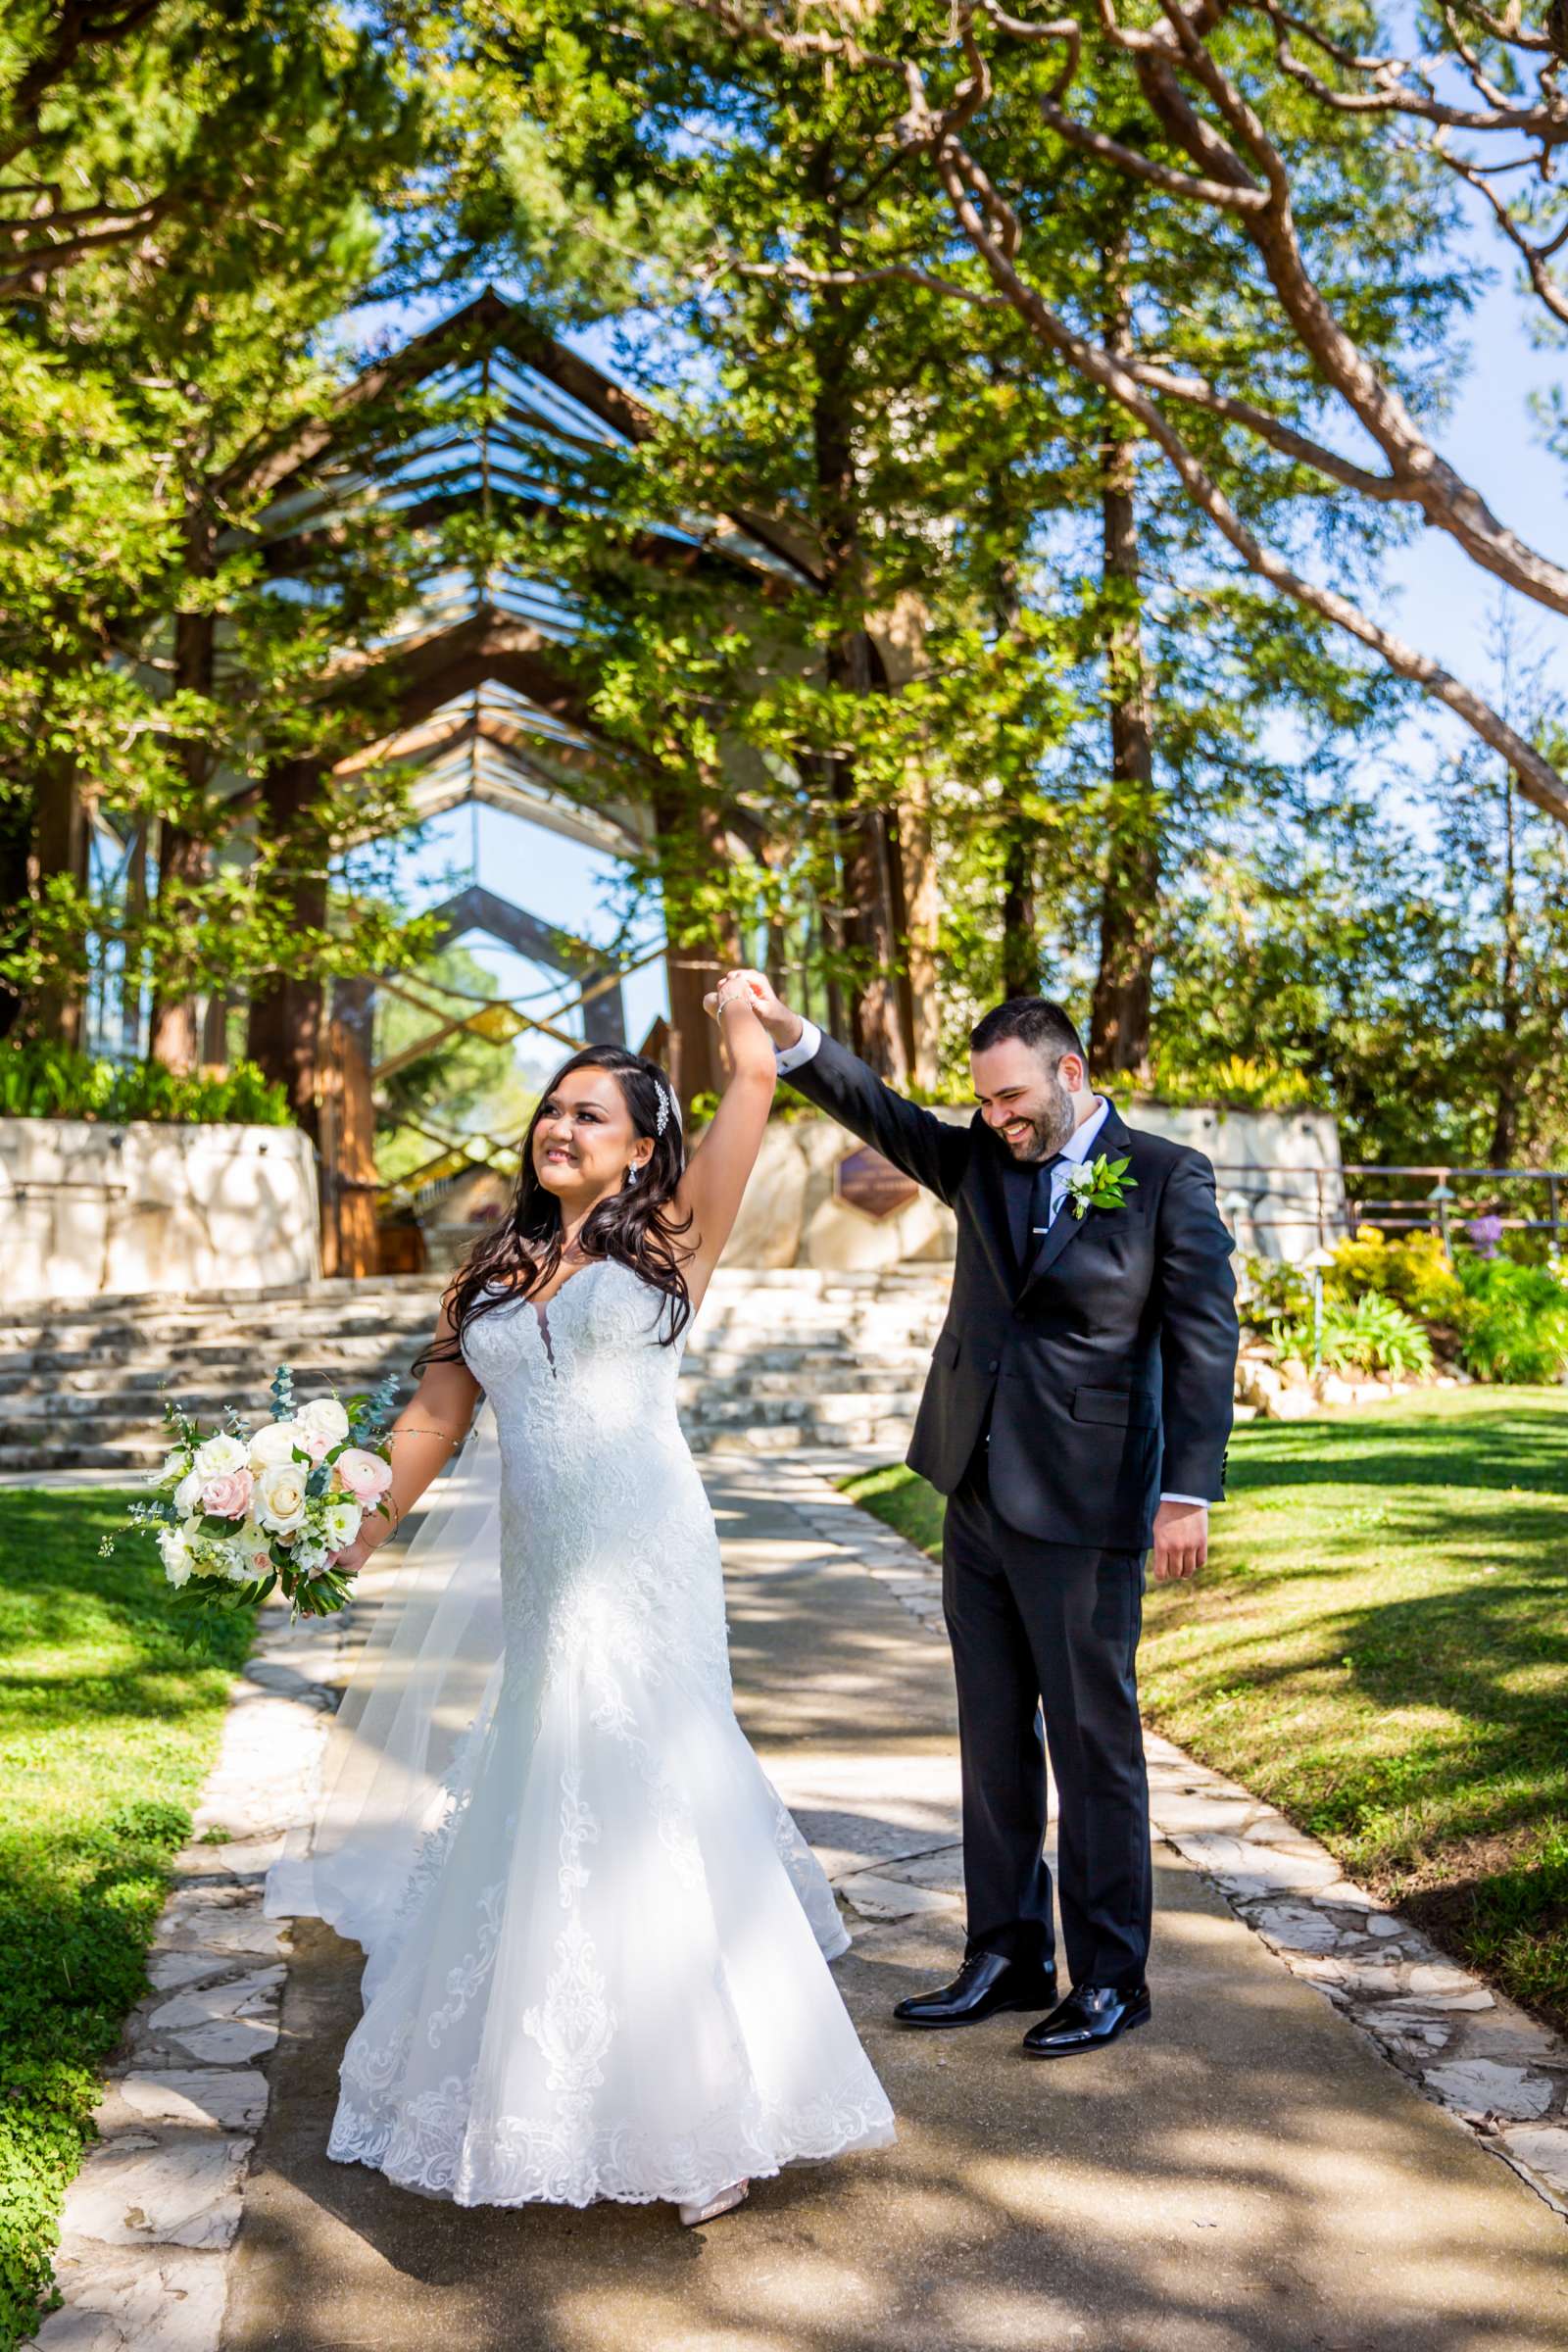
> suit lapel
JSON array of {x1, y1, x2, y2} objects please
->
[
  {"x1": 1016, "y1": 1102, "x2": 1134, "y2": 1304},
  {"x1": 974, "y1": 1131, "x2": 1031, "y2": 1292}
]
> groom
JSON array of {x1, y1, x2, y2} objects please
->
[{"x1": 722, "y1": 976, "x2": 1238, "y2": 2058}]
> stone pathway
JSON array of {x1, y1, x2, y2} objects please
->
[
  {"x1": 24, "y1": 1457, "x2": 1568, "y2": 2352},
  {"x1": 769, "y1": 1448, "x2": 1568, "y2": 2222}
]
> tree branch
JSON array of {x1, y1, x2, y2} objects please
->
[
  {"x1": 929, "y1": 120, "x2": 1568, "y2": 824},
  {"x1": 1121, "y1": 359, "x2": 1410, "y2": 497}
]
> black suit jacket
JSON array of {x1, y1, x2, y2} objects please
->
[{"x1": 786, "y1": 1033, "x2": 1239, "y2": 1550}]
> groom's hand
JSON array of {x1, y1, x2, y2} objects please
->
[
  {"x1": 701, "y1": 968, "x2": 803, "y2": 1052},
  {"x1": 1152, "y1": 1499, "x2": 1208, "y2": 1582}
]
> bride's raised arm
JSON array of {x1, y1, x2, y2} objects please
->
[
  {"x1": 327, "y1": 1293, "x2": 481, "y2": 1576},
  {"x1": 675, "y1": 972, "x2": 778, "y2": 1292}
]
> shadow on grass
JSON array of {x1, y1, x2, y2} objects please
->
[{"x1": 1229, "y1": 1398, "x2": 1568, "y2": 1495}]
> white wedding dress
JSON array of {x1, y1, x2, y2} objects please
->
[{"x1": 265, "y1": 1258, "x2": 894, "y2": 2209}]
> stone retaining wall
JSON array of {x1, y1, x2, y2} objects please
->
[{"x1": 0, "y1": 1120, "x2": 320, "y2": 1302}]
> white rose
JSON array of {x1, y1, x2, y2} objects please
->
[
  {"x1": 173, "y1": 1470, "x2": 203, "y2": 1516},
  {"x1": 250, "y1": 1418, "x2": 304, "y2": 1469},
  {"x1": 296, "y1": 1396, "x2": 350, "y2": 1452},
  {"x1": 193, "y1": 1431, "x2": 247, "y2": 1483},
  {"x1": 323, "y1": 1498, "x2": 362, "y2": 1550},
  {"x1": 158, "y1": 1526, "x2": 193, "y2": 1587},
  {"x1": 236, "y1": 1520, "x2": 274, "y2": 1575},
  {"x1": 256, "y1": 1461, "x2": 309, "y2": 1535}
]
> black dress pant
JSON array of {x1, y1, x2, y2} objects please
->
[{"x1": 942, "y1": 1446, "x2": 1152, "y2": 1989}]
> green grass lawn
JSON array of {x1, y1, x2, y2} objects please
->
[
  {"x1": 0, "y1": 1488, "x2": 256, "y2": 2351},
  {"x1": 844, "y1": 1390, "x2": 1568, "y2": 2034}
]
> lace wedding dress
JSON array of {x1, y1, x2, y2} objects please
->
[{"x1": 265, "y1": 1258, "x2": 894, "y2": 2209}]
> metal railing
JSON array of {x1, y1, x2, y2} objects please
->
[{"x1": 1210, "y1": 1161, "x2": 1567, "y2": 1253}]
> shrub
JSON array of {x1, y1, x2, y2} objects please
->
[
  {"x1": 1105, "y1": 1054, "x2": 1324, "y2": 1112},
  {"x1": 1453, "y1": 1255, "x2": 1568, "y2": 1384},
  {"x1": 1319, "y1": 1293, "x2": 1435, "y2": 1379},
  {"x1": 0, "y1": 1044, "x2": 292, "y2": 1125},
  {"x1": 1326, "y1": 1229, "x2": 1465, "y2": 1322},
  {"x1": 1240, "y1": 1253, "x2": 1311, "y2": 1328},
  {"x1": 1271, "y1": 1291, "x2": 1434, "y2": 1380}
]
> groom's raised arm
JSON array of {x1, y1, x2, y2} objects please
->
[
  {"x1": 715, "y1": 975, "x2": 972, "y2": 1208},
  {"x1": 779, "y1": 1022, "x2": 971, "y2": 1207}
]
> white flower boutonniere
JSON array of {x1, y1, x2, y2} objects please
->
[{"x1": 1065, "y1": 1153, "x2": 1137, "y2": 1220}]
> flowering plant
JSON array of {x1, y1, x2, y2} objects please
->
[
  {"x1": 1064, "y1": 1152, "x2": 1137, "y2": 1220},
  {"x1": 104, "y1": 1366, "x2": 399, "y2": 1648}
]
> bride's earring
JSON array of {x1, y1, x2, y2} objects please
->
[{"x1": 624, "y1": 1163, "x2": 640, "y2": 1187}]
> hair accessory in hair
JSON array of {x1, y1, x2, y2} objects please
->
[{"x1": 655, "y1": 1082, "x2": 671, "y2": 1138}]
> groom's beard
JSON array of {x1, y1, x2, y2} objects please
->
[{"x1": 1004, "y1": 1081, "x2": 1076, "y2": 1162}]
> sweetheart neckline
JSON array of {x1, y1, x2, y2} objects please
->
[{"x1": 482, "y1": 1258, "x2": 616, "y2": 1315}]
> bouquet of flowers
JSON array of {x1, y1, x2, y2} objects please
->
[{"x1": 107, "y1": 1366, "x2": 399, "y2": 1646}]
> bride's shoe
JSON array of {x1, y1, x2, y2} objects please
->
[{"x1": 678, "y1": 2179, "x2": 750, "y2": 2228}]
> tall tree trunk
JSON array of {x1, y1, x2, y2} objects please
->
[
  {"x1": 1001, "y1": 836, "x2": 1039, "y2": 1001},
  {"x1": 149, "y1": 530, "x2": 216, "y2": 1072},
  {"x1": 323, "y1": 976, "x2": 378, "y2": 1278},
  {"x1": 246, "y1": 757, "x2": 327, "y2": 1140},
  {"x1": 990, "y1": 542, "x2": 1041, "y2": 1001},
  {"x1": 810, "y1": 275, "x2": 907, "y2": 1081},
  {"x1": 1489, "y1": 764, "x2": 1522, "y2": 1167},
  {"x1": 28, "y1": 751, "x2": 90, "y2": 1047},
  {"x1": 897, "y1": 785, "x2": 942, "y2": 1086},
  {"x1": 654, "y1": 785, "x2": 741, "y2": 1114},
  {"x1": 0, "y1": 785, "x2": 28, "y2": 1041},
  {"x1": 1089, "y1": 237, "x2": 1160, "y2": 1086}
]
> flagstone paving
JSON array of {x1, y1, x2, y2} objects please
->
[{"x1": 26, "y1": 1457, "x2": 1568, "y2": 2352}]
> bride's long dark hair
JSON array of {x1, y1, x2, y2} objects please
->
[{"x1": 417, "y1": 1046, "x2": 694, "y2": 1369}]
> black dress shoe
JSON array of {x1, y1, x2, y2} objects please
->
[
  {"x1": 893, "y1": 1951, "x2": 1058, "y2": 2029},
  {"x1": 1021, "y1": 1982, "x2": 1151, "y2": 2058}
]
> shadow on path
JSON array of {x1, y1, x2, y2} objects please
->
[{"x1": 220, "y1": 1470, "x2": 1568, "y2": 2352}]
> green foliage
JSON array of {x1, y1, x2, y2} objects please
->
[
  {"x1": 844, "y1": 1391, "x2": 1568, "y2": 2034},
  {"x1": 1238, "y1": 1252, "x2": 1311, "y2": 1327},
  {"x1": 1324, "y1": 1231, "x2": 1464, "y2": 1322},
  {"x1": 1453, "y1": 1255, "x2": 1568, "y2": 1386},
  {"x1": 0, "y1": 0, "x2": 444, "y2": 1039},
  {"x1": 0, "y1": 1489, "x2": 257, "y2": 2348},
  {"x1": 1104, "y1": 1056, "x2": 1324, "y2": 1113},
  {"x1": 1251, "y1": 1233, "x2": 1568, "y2": 1385},
  {"x1": 1151, "y1": 653, "x2": 1568, "y2": 1169},
  {"x1": 0, "y1": 1045, "x2": 291, "y2": 1125},
  {"x1": 1314, "y1": 1293, "x2": 1436, "y2": 1380}
]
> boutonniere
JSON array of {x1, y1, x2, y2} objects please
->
[{"x1": 1064, "y1": 1153, "x2": 1137, "y2": 1220}]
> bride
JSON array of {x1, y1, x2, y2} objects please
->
[{"x1": 263, "y1": 976, "x2": 894, "y2": 2226}]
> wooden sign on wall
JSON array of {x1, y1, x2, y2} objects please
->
[{"x1": 835, "y1": 1146, "x2": 919, "y2": 1221}]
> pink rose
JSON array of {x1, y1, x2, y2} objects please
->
[
  {"x1": 201, "y1": 1467, "x2": 254, "y2": 1520},
  {"x1": 334, "y1": 1446, "x2": 392, "y2": 1504}
]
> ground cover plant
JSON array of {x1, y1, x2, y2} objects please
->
[
  {"x1": 0, "y1": 1488, "x2": 257, "y2": 2349},
  {"x1": 844, "y1": 1391, "x2": 1568, "y2": 2034},
  {"x1": 1245, "y1": 1232, "x2": 1568, "y2": 1387}
]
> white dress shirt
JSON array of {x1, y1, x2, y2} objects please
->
[{"x1": 774, "y1": 1022, "x2": 1209, "y2": 1513}]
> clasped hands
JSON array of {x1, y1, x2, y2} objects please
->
[{"x1": 702, "y1": 968, "x2": 764, "y2": 1023}]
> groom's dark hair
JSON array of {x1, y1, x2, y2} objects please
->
[{"x1": 969, "y1": 996, "x2": 1086, "y2": 1068}]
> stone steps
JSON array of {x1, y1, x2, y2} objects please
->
[{"x1": 0, "y1": 1267, "x2": 951, "y2": 1479}]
